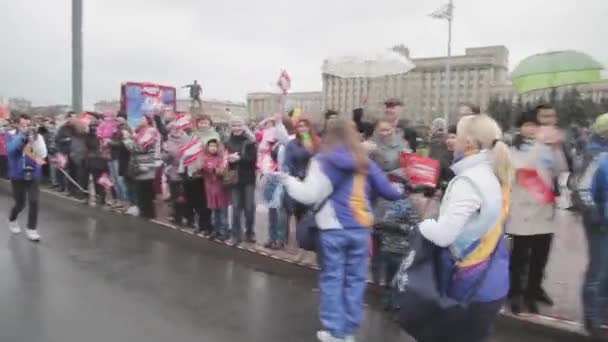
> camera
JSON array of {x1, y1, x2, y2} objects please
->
[{"x1": 22, "y1": 158, "x2": 35, "y2": 181}]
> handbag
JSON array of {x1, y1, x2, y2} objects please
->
[
  {"x1": 296, "y1": 175, "x2": 347, "y2": 251},
  {"x1": 394, "y1": 226, "x2": 500, "y2": 341}
]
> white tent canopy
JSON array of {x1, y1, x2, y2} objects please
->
[{"x1": 322, "y1": 49, "x2": 415, "y2": 78}]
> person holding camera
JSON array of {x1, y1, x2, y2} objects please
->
[{"x1": 6, "y1": 115, "x2": 47, "y2": 242}]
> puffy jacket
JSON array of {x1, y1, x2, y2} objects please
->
[
  {"x1": 284, "y1": 145, "x2": 402, "y2": 230},
  {"x1": 7, "y1": 132, "x2": 48, "y2": 181}
]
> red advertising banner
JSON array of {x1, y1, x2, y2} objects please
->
[
  {"x1": 516, "y1": 168, "x2": 556, "y2": 205},
  {"x1": 400, "y1": 153, "x2": 440, "y2": 188}
]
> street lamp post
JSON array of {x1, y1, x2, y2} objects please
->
[
  {"x1": 431, "y1": 0, "x2": 454, "y2": 123},
  {"x1": 445, "y1": 0, "x2": 453, "y2": 124},
  {"x1": 72, "y1": 0, "x2": 83, "y2": 112}
]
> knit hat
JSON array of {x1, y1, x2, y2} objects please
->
[
  {"x1": 592, "y1": 113, "x2": 608, "y2": 135},
  {"x1": 431, "y1": 118, "x2": 446, "y2": 132}
]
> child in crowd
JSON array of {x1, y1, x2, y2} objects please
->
[{"x1": 201, "y1": 139, "x2": 230, "y2": 240}]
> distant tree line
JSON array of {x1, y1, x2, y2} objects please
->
[{"x1": 488, "y1": 87, "x2": 608, "y2": 130}]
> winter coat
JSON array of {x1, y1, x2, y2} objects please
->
[
  {"x1": 162, "y1": 132, "x2": 191, "y2": 181},
  {"x1": 586, "y1": 137, "x2": 608, "y2": 225},
  {"x1": 7, "y1": 132, "x2": 48, "y2": 181},
  {"x1": 507, "y1": 140, "x2": 568, "y2": 236},
  {"x1": 0, "y1": 132, "x2": 6, "y2": 156},
  {"x1": 84, "y1": 133, "x2": 107, "y2": 171},
  {"x1": 124, "y1": 127, "x2": 161, "y2": 181},
  {"x1": 285, "y1": 139, "x2": 314, "y2": 179},
  {"x1": 201, "y1": 152, "x2": 231, "y2": 209},
  {"x1": 428, "y1": 132, "x2": 448, "y2": 161},
  {"x1": 225, "y1": 134, "x2": 257, "y2": 186},
  {"x1": 107, "y1": 123, "x2": 129, "y2": 161},
  {"x1": 369, "y1": 132, "x2": 410, "y2": 173},
  {"x1": 283, "y1": 145, "x2": 402, "y2": 230},
  {"x1": 369, "y1": 132, "x2": 410, "y2": 218},
  {"x1": 54, "y1": 123, "x2": 74, "y2": 155}
]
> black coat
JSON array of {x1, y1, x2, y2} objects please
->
[{"x1": 225, "y1": 134, "x2": 257, "y2": 186}]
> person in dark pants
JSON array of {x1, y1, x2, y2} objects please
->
[
  {"x1": 6, "y1": 114, "x2": 47, "y2": 242},
  {"x1": 507, "y1": 111, "x2": 568, "y2": 314},
  {"x1": 184, "y1": 177, "x2": 210, "y2": 233},
  {"x1": 0, "y1": 127, "x2": 8, "y2": 179},
  {"x1": 225, "y1": 116, "x2": 257, "y2": 244},
  {"x1": 124, "y1": 116, "x2": 161, "y2": 220}
]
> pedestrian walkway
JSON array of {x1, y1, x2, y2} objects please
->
[
  {"x1": 0, "y1": 186, "x2": 582, "y2": 341},
  {"x1": 11, "y1": 180, "x2": 591, "y2": 336}
]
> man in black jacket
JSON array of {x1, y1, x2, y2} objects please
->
[{"x1": 225, "y1": 117, "x2": 258, "y2": 244}]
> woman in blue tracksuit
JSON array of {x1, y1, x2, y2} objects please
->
[{"x1": 281, "y1": 119, "x2": 402, "y2": 342}]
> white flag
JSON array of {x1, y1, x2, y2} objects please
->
[{"x1": 430, "y1": 3, "x2": 453, "y2": 20}]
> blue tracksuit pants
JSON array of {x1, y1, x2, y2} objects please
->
[{"x1": 318, "y1": 228, "x2": 369, "y2": 339}]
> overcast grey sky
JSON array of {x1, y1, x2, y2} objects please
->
[{"x1": 0, "y1": 0, "x2": 606, "y2": 108}]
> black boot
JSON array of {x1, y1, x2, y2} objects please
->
[
  {"x1": 535, "y1": 288, "x2": 554, "y2": 306},
  {"x1": 509, "y1": 295, "x2": 524, "y2": 315},
  {"x1": 524, "y1": 296, "x2": 540, "y2": 314}
]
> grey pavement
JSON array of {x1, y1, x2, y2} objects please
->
[{"x1": 0, "y1": 185, "x2": 586, "y2": 342}]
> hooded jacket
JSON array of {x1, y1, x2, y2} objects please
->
[{"x1": 283, "y1": 145, "x2": 402, "y2": 230}]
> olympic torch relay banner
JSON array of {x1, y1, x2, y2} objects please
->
[{"x1": 121, "y1": 82, "x2": 176, "y2": 128}]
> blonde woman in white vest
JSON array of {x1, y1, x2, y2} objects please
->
[
  {"x1": 419, "y1": 114, "x2": 512, "y2": 342},
  {"x1": 507, "y1": 110, "x2": 568, "y2": 315}
]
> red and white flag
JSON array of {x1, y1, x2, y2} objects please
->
[
  {"x1": 135, "y1": 127, "x2": 159, "y2": 148},
  {"x1": 171, "y1": 112, "x2": 193, "y2": 130},
  {"x1": 277, "y1": 70, "x2": 291, "y2": 94},
  {"x1": 97, "y1": 173, "x2": 114, "y2": 190},
  {"x1": 179, "y1": 137, "x2": 204, "y2": 167}
]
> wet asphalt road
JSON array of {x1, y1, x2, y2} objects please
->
[{"x1": 0, "y1": 185, "x2": 585, "y2": 342}]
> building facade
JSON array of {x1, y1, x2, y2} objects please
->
[
  {"x1": 322, "y1": 46, "x2": 510, "y2": 124},
  {"x1": 247, "y1": 91, "x2": 323, "y2": 122}
]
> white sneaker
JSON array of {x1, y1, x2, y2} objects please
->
[
  {"x1": 126, "y1": 206, "x2": 139, "y2": 216},
  {"x1": 9, "y1": 221, "x2": 21, "y2": 234},
  {"x1": 25, "y1": 229, "x2": 41, "y2": 242},
  {"x1": 317, "y1": 330, "x2": 345, "y2": 342}
]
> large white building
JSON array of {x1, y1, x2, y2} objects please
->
[
  {"x1": 322, "y1": 46, "x2": 510, "y2": 124},
  {"x1": 247, "y1": 91, "x2": 323, "y2": 122}
]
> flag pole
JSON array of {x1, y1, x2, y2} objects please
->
[{"x1": 444, "y1": 0, "x2": 453, "y2": 124}]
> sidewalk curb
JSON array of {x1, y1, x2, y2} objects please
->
[{"x1": 3, "y1": 180, "x2": 588, "y2": 339}]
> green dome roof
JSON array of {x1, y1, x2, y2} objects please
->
[{"x1": 512, "y1": 50, "x2": 604, "y2": 78}]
